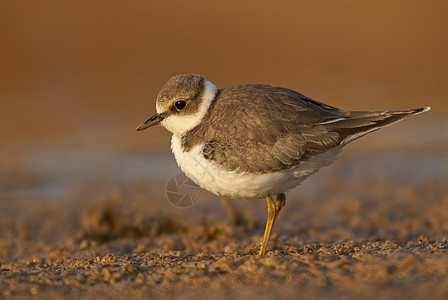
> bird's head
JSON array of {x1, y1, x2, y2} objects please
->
[{"x1": 137, "y1": 74, "x2": 218, "y2": 135}]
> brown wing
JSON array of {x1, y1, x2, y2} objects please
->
[{"x1": 181, "y1": 84, "x2": 427, "y2": 174}]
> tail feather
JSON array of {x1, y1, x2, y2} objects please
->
[
  {"x1": 325, "y1": 106, "x2": 431, "y2": 144},
  {"x1": 349, "y1": 106, "x2": 430, "y2": 119}
]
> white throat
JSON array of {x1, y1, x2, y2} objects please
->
[{"x1": 159, "y1": 80, "x2": 218, "y2": 135}]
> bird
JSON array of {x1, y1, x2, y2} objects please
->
[{"x1": 136, "y1": 74, "x2": 430, "y2": 255}]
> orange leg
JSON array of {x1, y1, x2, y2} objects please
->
[{"x1": 258, "y1": 193, "x2": 286, "y2": 255}]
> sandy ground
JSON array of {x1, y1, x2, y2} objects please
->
[{"x1": 1, "y1": 118, "x2": 448, "y2": 299}]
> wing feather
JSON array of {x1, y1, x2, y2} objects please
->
[{"x1": 181, "y1": 84, "x2": 425, "y2": 174}]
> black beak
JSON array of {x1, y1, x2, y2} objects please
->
[{"x1": 136, "y1": 113, "x2": 164, "y2": 131}]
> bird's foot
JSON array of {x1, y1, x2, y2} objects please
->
[{"x1": 239, "y1": 242, "x2": 264, "y2": 255}]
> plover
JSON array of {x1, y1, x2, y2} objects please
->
[{"x1": 137, "y1": 74, "x2": 430, "y2": 255}]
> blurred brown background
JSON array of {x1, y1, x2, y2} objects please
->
[
  {"x1": 1, "y1": 0, "x2": 447, "y2": 142},
  {"x1": 0, "y1": 0, "x2": 446, "y2": 201}
]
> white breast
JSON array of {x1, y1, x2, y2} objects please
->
[{"x1": 170, "y1": 136, "x2": 343, "y2": 199}]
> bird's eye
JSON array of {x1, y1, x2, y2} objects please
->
[{"x1": 175, "y1": 100, "x2": 187, "y2": 110}]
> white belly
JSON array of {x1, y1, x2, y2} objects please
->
[{"x1": 171, "y1": 136, "x2": 342, "y2": 199}]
